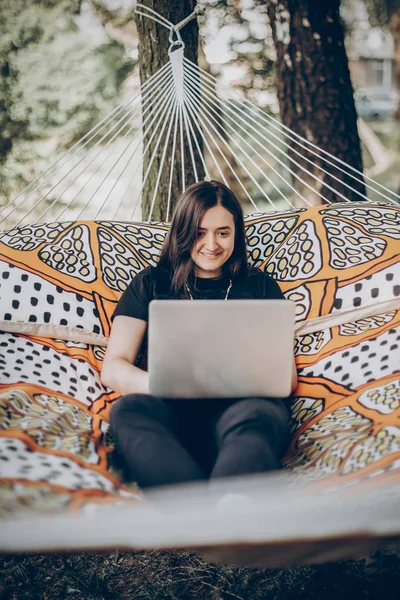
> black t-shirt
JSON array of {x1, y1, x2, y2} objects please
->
[{"x1": 112, "y1": 266, "x2": 284, "y2": 366}]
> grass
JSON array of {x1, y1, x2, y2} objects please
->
[{"x1": 0, "y1": 546, "x2": 399, "y2": 600}]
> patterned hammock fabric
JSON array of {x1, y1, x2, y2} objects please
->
[{"x1": 0, "y1": 203, "x2": 399, "y2": 533}]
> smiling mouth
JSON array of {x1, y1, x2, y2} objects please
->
[{"x1": 201, "y1": 252, "x2": 222, "y2": 258}]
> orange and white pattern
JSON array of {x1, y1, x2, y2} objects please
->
[{"x1": 0, "y1": 202, "x2": 399, "y2": 517}]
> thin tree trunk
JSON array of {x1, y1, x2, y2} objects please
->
[
  {"x1": 390, "y1": 9, "x2": 400, "y2": 120},
  {"x1": 266, "y1": 0, "x2": 366, "y2": 205},
  {"x1": 136, "y1": 0, "x2": 204, "y2": 221}
]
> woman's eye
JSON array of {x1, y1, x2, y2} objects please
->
[
  {"x1": 197, "y1": 231, "x2": 205, "y2": 237},
  {"x1": 219, "y1": 232, "x2": 229, "y2": 237}
]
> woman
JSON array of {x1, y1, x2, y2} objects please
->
[{"x1": 101, "y1": 180, "x2": 297, "y2": 489}]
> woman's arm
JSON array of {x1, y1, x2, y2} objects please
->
[{"x1": 101, "y1": 315, "x2": 149, "y2": 395}]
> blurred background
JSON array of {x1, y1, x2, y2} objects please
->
[{"x1": 0, "y1": 0, "x2": 399, "y2": 223}]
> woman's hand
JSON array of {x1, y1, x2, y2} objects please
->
[{"x1": 101, "y1": 315, "x2": 149, "y2": 395}]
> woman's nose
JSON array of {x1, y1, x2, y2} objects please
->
[{"x1": 205, "y1": 234, "x2": 218, "y2": 249}]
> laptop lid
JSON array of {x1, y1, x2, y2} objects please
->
[{"x1": 148, "y1": 299, "x2": 295, "y2": 399}]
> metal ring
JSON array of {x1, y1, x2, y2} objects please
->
[
  {"x1": 168, "y1": 26, "x2": 185, "y2": 55},
  {"x1": 168, "y1": 26, "x2": 183, "y2": 45},
  {"x1": 168, "y1": 41, "x2": 185, "y2": 57}
]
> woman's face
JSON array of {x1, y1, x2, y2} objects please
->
[{"x1": 190, "y1": 204, "x2": 235, "y2": 278}]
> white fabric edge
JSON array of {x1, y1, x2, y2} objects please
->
[
  {"x1": 295, "y1": 298, "x2": 400, "y2": 336},
  {"x1": 0, "y1": 321, "x2": 108, "y2": 346},
  {"x1": 1, "y1": 299, "x2": 399, "y2": 347},
  {"x1": 0, "y1": 473, "x2": 399, "y2": 556}
]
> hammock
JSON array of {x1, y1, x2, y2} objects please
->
[
  {"x1": 1, "y1": 6, "x2": 398, "y2": 227},
  {"x1": 0, "y1": 2, "x2": 399, "y2": 567}
]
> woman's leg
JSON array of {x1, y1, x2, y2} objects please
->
[
  {"x1": 109, "y1": 394, "x2": 206, "y2": 488},
  {"x1": 210, "y1": 398, "x2": 290, "y2": 479}
]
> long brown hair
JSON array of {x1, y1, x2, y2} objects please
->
[{"x1": 157, "y1": 180, "x2": 248, "y2": 295}]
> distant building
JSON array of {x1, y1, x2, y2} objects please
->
[
  {"x1": 347, "y1": 29, "x2": 395, "y2": 94},
  {"x1": 344, "y1": 0, "x2": 396, "y2": 95}
]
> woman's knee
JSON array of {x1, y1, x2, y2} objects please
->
[
  {"x1": 216, "y1": 398, "x2": 289, "y2": 445},
  {"x1": 109, "y1": 394, "x2": 172, "y2": 429}
]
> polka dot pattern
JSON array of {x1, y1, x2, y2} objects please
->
[
  {"x1": 321, "y1": 206, "x2": 400, "y2": 240},
  {"x1": 0, "y1": 222, "x2": 72, "y2": 251},
  {"x1": 342, "y1": 426, "x2": 400, "y2": 475},
  {"x1": 245, "y1": 215, "x2": 300, "y2": 269},
  {"x1": 301, "y1": 326, "x2": 400, "y2": 390},
  {"x1": 339, "y1": 311, "x2": 397, "y2": 336},
  {"x1": 265, "y1": 219, "x2": 322, "y2": 281},
  {"x1": 0, "y1": 389, "x2": 98, "y2": 463},
  {"x1": 323, "y1": 217, "x2": 386, "y2": 269},
  {"x1": 332, "y1": 263, "x2": 400, "y2": 314},
  {"x1": 0, "y1": 437, "x2": 127, "y2": 493},
  {"x1": 1, "y1": 203, "x2": 399, "y2": 343},
  {"x1": 284, "y1": 284, "x2": 312, "y2": 322},
  {"x1": 0, "y1": 202, "x2": 399, "y2": 519},
  {"x1": 97, "y1": 227, "x2": 142, "y2": 293},
  {"x1": 289, "y1": 397, "x2": 325, "y2": 434},
  {"x1": 39, "y1": 224, "x2": 96, "y2": 282},
  {"x1": 295, "y1": 329, "x2": 332, "y2": 356},
  {"x1": 0, "y1": 262, "x2": 102, "y2": 335},
  {"x1": 0, "y1": 333, "x2": 107, "y2": 407},
  {"x1": 358, "y1": 381, "x2": 400, "y2": 415}
]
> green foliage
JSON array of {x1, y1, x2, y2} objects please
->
[
  {"x1": 10, "y1": 35, "x2": 134, "y2": 142},
  {"x1": 201, "y1": 1, "x2": 276, "y2": 101},
  {"x1": 0, "y1": 1, "x2": 83, "y2": 157},
  {"x1": 363, "y1": 0, "x2": 400, "y2": 28},
  {"x1": 0, "y1": 0, "x2": 136, "y2": 202}
]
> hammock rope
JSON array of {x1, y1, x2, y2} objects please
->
[
  {"x1": 182, "y1": 59, "x2": 393, "y2": 206},
  {"x1": 1, "y1": 2, "x2": 399, "y2": 229},
  {"x1": 183, "y1": 75, "x2": 267, "y2": 209},
  {"x1": 89, "y1": 76, "x2": 177, "y2": 221},
  {"x1": 129, "y1": 83, "x2": 178, "y2": 220},
  {"x1": 0, "y1": 62, "x2": 173, "y2": 225},
  {"x1": 111, "y1": 73, "x2": 178, "y2": 221},
  {"x1": 242, "y1": 98, "x2": 400, "y2": 203},
  {"x1": 134, "y1": 3, "x2": 174, "y2": 30},
  {"x1": 183, "y1": 63, "x2": 349, "y2": 205},
  {"x1": 45, "y1": 73, "x2": 177, "y2": 224},
  {"x1": 183, "y1": 64, "x2": 304, "y2": 208}
]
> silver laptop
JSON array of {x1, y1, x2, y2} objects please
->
[{"x1": 148, "y1": 300, "x2": 295, "y2": 399}]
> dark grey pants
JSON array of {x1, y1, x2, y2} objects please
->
[{"x1": 109, "y1": 394, "x2": 290, "y2": 489}]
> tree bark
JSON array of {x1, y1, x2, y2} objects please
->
[
  {"x1": 136, "y1": 0, "x2": 204, "y2": 221},
  {"x1": 390, "y1": 9, "x2": 400, "y2": 120},
  {"x1": 266, "y1": 0, "x2": 366, "y2": 205}
]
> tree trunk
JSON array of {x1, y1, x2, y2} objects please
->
[
  {"x1": 136, "y1": 0, "x2": 204, "y2": 221},
  {"x1": 266, "y1": 0, "x2": 366, "y2": 205},
  {"x1": 390, "y1": 9, "x2": 400, "y2": 120},
  {"x1": 0, "y1": 62, "x2": 13, "y2": 165}
]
